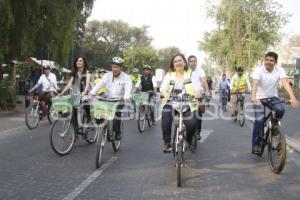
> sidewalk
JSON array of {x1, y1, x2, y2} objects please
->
[{"x1": 0, "y1": 95, "x2": 26, "y2": 132}]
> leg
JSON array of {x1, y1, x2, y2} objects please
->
[
  {"x1": 161, "y1": 105, "x2": 173, "y2": 147},
  {"x1": 231, "y1": 94, "x2": 238, "y2": 116},
  {"x1": 270, "y1": 97, "x2": 285, "y2": 119},
  {"x1": 183, "y1": 110, "x2": 198, "y2": 145},
  {"x1": 252, "y1": 105, "x2": 264, "y2": 149},
  {"x1": 113, "y1": 104, "x2": 124, "y2": 138},
  {"x1": 197, "y1": 108, "x2": 202, "y2": 140}
]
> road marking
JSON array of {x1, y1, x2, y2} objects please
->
[
  {"x1": 286, "y1": 135, "x2": 300, "y2": 153},
  {"x1": 62, "y1": 156, "x2": 118, "y2": 200},
  {"x1": 0, "y1": 126, "x2": 26, "y2": 135},
  {"x1": 200, "y1": 129, "x2": 213, "y2": 143}
]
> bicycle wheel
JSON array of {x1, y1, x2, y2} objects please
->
[
  {"x1": 238, "y1": 107, "x2": 245, "y2": 127},
  {"x1": 257, "y1": 128, "x2": 267, "y2": 157},
  {"x1": 47, "y1": 105, "x2": 54, "y2": 124},
  {"x1": 137, "y1": 105, "x2": 146, "y2": 133},
  {"x1": 96, "y1": 125, "x2": 107, "y2": 168},
  {"x1": 50, "y1": 119, "x2": 75, "y2": 156},
  {"x1": 268, "y1": 125, "x2": 286, "y2": 174},
  {"x1": 25, "y1": 102, "x2": 40, "y2": 129},
  {"x1": 176, "y1": 144, "x2": 183, "y2": 187},
  {"x1": 112, "y1": 121, "x2": 122, "y2": 152}
]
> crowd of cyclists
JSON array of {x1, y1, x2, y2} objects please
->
[{"x1": 28, "y1": 51, "x2": 299, "y2": 156}]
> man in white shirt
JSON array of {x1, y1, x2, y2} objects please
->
[
  {"x1": 91, "y1": 57, "x2": 132, "y2": 140},
  {"x1": 188, "y1": 55, "x2": 209, "y2": 140},
  {"x1": 135, "y1": 64, "x2": 157, "y2": 124},
  {"x1": 29, "y1": 65, "x2": 58, "y2": 114},
  {"x1": 251, "y1": 52, "x2": 299, "y2": 154}
]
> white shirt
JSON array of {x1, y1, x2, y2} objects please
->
[
  {"x1": 191, "y1": 67, "x2": 206, "y2": 92},
  {"x1": 37, "y1": 73, "x2": 58, "y2": 92},
  {"x1": 251, "y1": 65, "x2": 287, "y2": 99},
  {"x1": 135, "y1": 75, "x2": 158, "y2": 88},
  {"x1": 91, "y1": 71, "x2": 132, "y2": 99},
  {"x1": 160, "y1": 71, "x2": 202, "y2": 94}
]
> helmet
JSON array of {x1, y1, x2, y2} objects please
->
[
  {"x1": 236, "y1": 67, "x2": 244, "y2": 72},
  {"x1": 142, "y1": 64, "x2": 151, "y2": 70},
  {"x1": 132, "y1": 68, "x2": 139, "y2": 73},
  {"x1": 111, "y1": 57, "x2": 124, "y2": 66}
]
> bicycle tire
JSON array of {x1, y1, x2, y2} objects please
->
[
  {"x1": 268, "y1": 125, "x2": 286, "y2": 174},
  {"x1": 257, "y1": 128, "x2": 267, "y2": 157},
  {"x1": 146, "y1": 106, "x2": 153, "y2": 127},
  {"x1": 137, "y1": 105, "x2": 146, "y2": 133},
  {"x1": 50, "y1": 119, "x2": 75, "y2": 156},
  {"x1": 83, "y1": 116, "x2": 97, "y2": 144},
  {"x1": 96, "y1": 125, "x2": 107, "y2": 168},
  {"x1": 176, "y1": 144, "x2": 183, "y2": 187},
  {"x1": 238, "y1": 102, "x2": 245, "y2": 127},
  {"x1": 47, "y1": 105, "x2": 54, "y2": 124},
  {"x1": 25, "y1": 103, "x2": 40, "y2": 129}
]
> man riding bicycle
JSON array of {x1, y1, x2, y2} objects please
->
[
  {"x1": 130, "y1": 68, "x2": 140, "y2": 87},
  {"x1": 251, "y1": 52, "x2": 299, "y2": 155},
  {"x1": 218, "y1": 74, "x2": 230, "y2": 105},
  {"x1": 135, "y1": 64, "x2": 157, "y2": 124},
  {"x1": 91, "y1": 57, "x2": 132, "y2": 140},
  {"x1": 230, "y1": 67, "x2": 251, "y2": 117},
  {"x1": 29, "y1": 65, "x2": 59, "y2": 117}
]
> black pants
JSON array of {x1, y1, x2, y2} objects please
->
[
  {"x1": 113, "y1": 104, "x2": 124, "y2": 136},
  {"x1": 197, "y1": 110, "x2": 202, "y2": 133},
  {"x1": 161, "y1": 105, "x2": 198, "y2": 145},
  {"x1": 72, "y1": 104, "x2": 91, "y2": 131}
]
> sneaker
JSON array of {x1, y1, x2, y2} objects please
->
[
  {"x1": 163, "y1": 144, "x2": 172, "y2": 153},
  {"x1": 251, "y1": 146, "x2": 260, "y2": 155}
]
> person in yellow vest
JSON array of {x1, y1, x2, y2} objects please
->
[
  {"x1": 130, "y1": 68, "x2": 140, "y2": 90},
  {"x1": 160, "y1": 53, "x2": 201, "y2": 153},
  {"x1": 94, "y1": 69, "x2": 107, "y2": 95},
  {"x1": 230, "y1": 67, "x2": 251, "y2": 117}
]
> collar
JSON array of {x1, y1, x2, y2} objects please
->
[{"x1": 263, "y1": 65, "x2": 278, "y2": 74}]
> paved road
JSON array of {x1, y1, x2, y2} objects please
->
[{"x1": 0, "y1": 98, "x2": 300, "y2": 200}]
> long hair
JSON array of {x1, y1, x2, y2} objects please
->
[
  {"x1": 169, "y1": 53, "x2": 188, "y2": 72},
  {"x1": 72, "y1": 56, "x2": 88, "y2": 84}
]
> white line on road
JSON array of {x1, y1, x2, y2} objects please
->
[{"x1": 62, "y1": 156, "x2": 118, "y2": 200}]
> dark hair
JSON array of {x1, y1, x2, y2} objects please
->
[
  {"x1": 222, "y1": 74, "x2": 226, "y2": 77},
  {"x1": 265, "y1": 52, "x2": 278, "y2": 63},
  {"x1": 72, "y1": 56, "x2": 89, "y2": 84},
  {"x1": 187, "y1": 55, "x2": 197, "y2": 62},
  {"x1": 169, "y1": 53, "x2": 188, "y2": 72}
]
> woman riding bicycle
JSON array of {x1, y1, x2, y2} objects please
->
[
  {"x1": 59, "y1": 56, "x2": 92, "y2": 133},
  {"x1": 160, "y1": 53, "x2": 201, "y2": 153}
]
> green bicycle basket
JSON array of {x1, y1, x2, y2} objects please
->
[
  {"x1": 92, "y1": 100, "x2": 119, "y2": 120},
  {"x1": 52, "y1": 95, "x2": 74, "y2": 113},
  {"x1": 133, "y1": 92, "x2": 149, "y2": 105}
]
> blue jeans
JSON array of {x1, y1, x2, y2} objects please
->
[{"x1": 252, "y1": 96, "x2": 285, "y2": 148}]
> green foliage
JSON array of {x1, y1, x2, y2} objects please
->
[
  {"x1": 200, "y1": 0, "x2": 289, "y2": 70},
  {"x1": 157, "y1": 47, "x2": 181, "y2": 70}
]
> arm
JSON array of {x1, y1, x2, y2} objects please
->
[
  {"x1": 124, "y1": 75, "x2": 133, "y2": 100},
  {"x1": 281, "y1": 78, "x2": 299, "y2": 108},
  {"x1": 160, "y1": 73, "x2": 171, "y2": 99},
  {"x1": 152, "y1": 76, "x2": 158, "y2": 93},
  {"x1": 135, "y1": 78, "x2": 141, "y2": 91},
  {"x1": 246, "y1": 76, "x2": 251, "y2": 92},
  {"x1": 201, "y1": 77, "x2": 209, "y2": 97},
  {"x1": 60, "y1": 77, "x2": 73, "y2": 95},
  {"x1": 251, "y1": 79, "x2": 260, "y2": 105},
  {"x1": 30, "y1": 77, "x2": 42, "y2": 92},
  {"x1": 90, "y1": 74, "x2": 107, "y2": 95}
]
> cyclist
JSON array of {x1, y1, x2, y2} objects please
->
[
  {"x1": 251, "y1": 52, "x2": 299, "y2": 154},
  {"x1": 90, "y1": 57, "x2": 132, "y2": 140},
  {"x1": 94, "y1": 69, "x2": 107, "y2": 96},
  {"x1": 218, "y1": 74, "x2": 230, "y2": 106},
  {"x1": 135, "y1": 64, "x2": 157, "y2": 124},
  {"x1": 160, "y1": 53, "x2": 201, "y2": 153},
  {"x1": 29, "y1": 65, "x2": 59, "y2": 117},
  {"x1": 187, "y1": 55, "x2": 209, "y2": 140},
  {"x1": 230, "y1": 67, "x2": 251, "y2": 117},
  {"x1": 131, "y1": 68, "x2": 140, "y2": 88},
  {"x1": 59, "y1": 56, "x2": 92, "y2": 132}
]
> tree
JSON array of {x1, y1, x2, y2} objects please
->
[
  {"x1": 80, "y1": 20, "x2": 153, "y2": 69},
  {"x1": 288, "y1": 34, "x2": 300, "y2": 47},
  {"x1": 123, "y1": 46, "x2": 158, "y2": 72},
  {"x1": 157, "y1": 47, "x2": 181, "y2": 70},
  {"x1": 200, "y1": 0, "x2": 289, "y2": 71}
]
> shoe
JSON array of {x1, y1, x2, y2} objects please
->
[
  {"x1": 197, "y1": 131, "x2": 201, "y2": 141},
  {"x1": 76, "y1": 128, "x2": 83, "y2": 135},
  {"x1": 251, "y1": 146, "x2": 260, "y2": 155},
  {"x1": 163, "y1": 144, "x2": 172, "y2": 153}
]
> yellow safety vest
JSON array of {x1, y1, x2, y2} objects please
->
[
  {"x1": 232, "y1": 73, "x2": 247, "y2": 93},
  {"x1": 163, "y1": 70, "x2": 198, "y2": 111},
  {"x1": 131, "y1": 74, "x2": 140, "y2": 86},
  {"x1": 94, "y1": 78, "x2": 106, "y2": 95}
]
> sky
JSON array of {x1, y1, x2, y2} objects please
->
[{"x1": 88, "y1": 0, "x2": 300, "y2": 64}]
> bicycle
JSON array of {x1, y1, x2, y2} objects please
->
[
  {"x1": 91, "y1": 96, "x2": 124, "y2": 168},
  {"x1": 219, "y1": 89, "x2": 228, "y2": 112},
  {"x1": 256, "y1": 98, "x2": 290, "y2": 174},
  {"x1": 49, "y1": 94, "x2": 97, "y2": 156},
  {"x1": 25, "y1": 92, "x2": 54, "y2": 129},
  {"x1": 170, "y1": 89, "x2": 198, "y2": 187},
  {"x1": 232, "y1": 91, "x2": 248, "y2": 127},
  {"x1": 133, "y1": 91, "x2": 154, "y2": 133}
]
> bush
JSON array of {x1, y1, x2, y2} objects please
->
[{"x1": 0, "y1": 82, "x2": 16, "y2": 110}]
